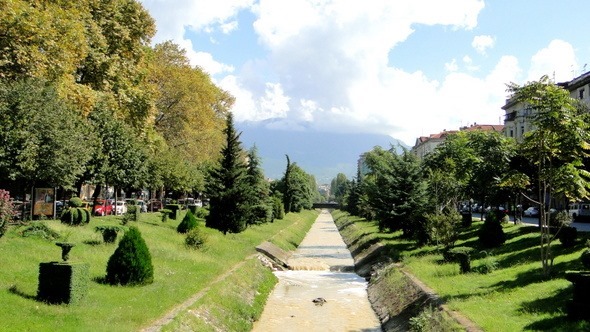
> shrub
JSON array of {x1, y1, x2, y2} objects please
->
[
  {"x1": 95, "y1": 225, "x2": 124, "y2": 243},
  {"x1": 249, "y1": 204, "x2": 273, "y2": 224},
  {"x1": 61, "y1": 207, "x2": 91, "y2": 226},
  {"x1": 105, "y1": 226, "x2": 153, "y2": 286},
  {"x1": 160, "y1": 209, "x2": 172, "y2": 222},
  {"x1": 177, "y1": 210, "x2": 198, "y2": 234},
  {"x1": 409, "y1": 305, "x2": 460, "y2": 332},
  {"x1": 479, "y1": 210, "x2": 506, "y2": 248},
  {"x1": 165, "y1": 204, "x2": 181, "y2": 220},
  {"x1": 19, "y1": 222, "x2": 61, "y2": 240},
  {"x1": 581, "y1": 240, "x2": 590, "y2": 270},
  {"x1": 185, "y1": 227, "x2": 208, "y2": 249},
  {"x1": 0, "y1": 189, "x2": 15, "y2": 238},
  {"x1": 476, "y1": 250, "x2": 499, "y2": 274},
  {"x1": 194, "y1": 207, "x2": 209, "y2": 219},
  {"x1": 272, "y1": 196, "x2": 284, "y2": 220},
  {"x1": 558, "y1": 226, "x2": 577, "y2": 248},
  {"x1": 122, "y1": 205, "x2": 139, "y2": 224},
  {"x1": 448, "y1": 246, "x2": 474, "y2": 273},
  {"x1": 425, "y1": 210, "x2": 461, "y2": 251},
  {"x1": 68, "y1": 196, "x2": 83, "y2": 208}
]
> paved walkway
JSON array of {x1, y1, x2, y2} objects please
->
[{"x1": 252, "y1": 210, "x2": 382, "y2": 332}]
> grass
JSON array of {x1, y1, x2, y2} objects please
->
[
  {"x1": 332, "y1": 210, "x2": 590, "y2": 331},
  {"x1": 0, "y1": 209, "x2": 319, "y2": 331}
]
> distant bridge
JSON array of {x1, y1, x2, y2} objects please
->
[{"x1": 312, "y1": 202, "x2": 340, "y2": 209}]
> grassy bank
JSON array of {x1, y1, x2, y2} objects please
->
[
  {"x1": 333, "y1": 210, "x2": 590, "y2": 331},
  {"x1": 0, "y1": 209, "x2": 319, "y2": 331}
]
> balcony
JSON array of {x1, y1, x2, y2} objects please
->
[{"x1": 504, "y1": 112, "x2": 517, "y2": 122}]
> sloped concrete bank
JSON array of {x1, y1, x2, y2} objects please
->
[{"x1": 334, "y1": 212, "x2": 482, "y2": 332}]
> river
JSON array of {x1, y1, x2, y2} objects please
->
[{"x1": 252, "y1": 209, "x2": 382, "y2": 332}]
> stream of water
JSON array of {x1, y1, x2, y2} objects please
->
[{"x1": 252, "y1": 210, "x2": 382, "y2": 332}]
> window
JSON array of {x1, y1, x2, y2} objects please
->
[
  {"x1": 580, "y1": 89, "x2": 585, "y2": 99},
  {"x1": 521, "y1": 126, "x2": 525, "y2": 135},
  {"x1": 509, "y1": 129, "x2": 514, "y2": 137}
]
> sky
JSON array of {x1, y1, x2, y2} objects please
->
[{"x1": 138, "y1": 0, "x2": 590, "y2": 147}]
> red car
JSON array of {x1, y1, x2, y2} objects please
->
[{"x1": 93, "y1": 199, "x2": 113, "y2": 216}]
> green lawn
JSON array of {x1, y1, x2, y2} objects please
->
[
  {"x1": 333, "y1": 210, "x2": 590, "y2": 331},
  {"x1": 0, "y1": 209, "x2": 319, "y2": 331}
]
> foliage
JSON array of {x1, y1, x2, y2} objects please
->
[
  {"x1": 61, "y1": 207, "x2": 91, "y2": 226},
  {"x1": 581, "y1": 241, "x2": 590, "y2": 270},
  {"x1": 330, "y1": 173, "x2": 349, "y2": 205},
  {"x1": 159, "y1": 208, "x2": 172, "y2": 222},
  {"x1": 95, "y1": 225, "x2": 124, "y2": 243},
  {"x1": 557, "y1": 226, "x2": 577, "y2": 248},
  {"x1": 476, "y1": 251, "x2": 499, "y2": 274},
  {"x1": 122, "y1": 205, "x2": 139, "y2": 225},
  {"x1": 37, "y1": 262, "x2": 89, "y2": 305},
  {"x1": 345, "y1": 165, "x2": 363, "y2": 216},
  {"x1": 478, "y1": 210, "x2": 506, "y2": 248},
  {"x1": 272, "y1": 195, "x2": 285, "y2": 220},
  {"x1": 448, "y1": 246, "x2": 474, "y2": 273},
  {"x1": 184, "y1": 227, "x2": 208, "y2": 249},
  {"x1": 205, "y1": 113, "x2": 249, "y2": 234},
  {"x1": 177, "y1": 210, "x2": 198, "y2": 234},
  {"x1": 69, "y1": 197, "x2": 83, "y2": 208},
  {"x1": 0, "y1": 79, "x2": 94, "y2": 190},
  {"x1": 19, "y1": 222, "x2": 61, "y2": 240},
  {"x1": 425, "y1": 210, "x2": 461, "y2": 250},
  {"x1": 194, "y1": 207, "x2": 209, "y2": 219},
  {"x1": 507, "y1": 75, "x2": 590, "y2": 275},
  {"x1": 105, "y1": 226, "x2": 153, "y2": 286},
  {"x1": 363, "y1": 146, "x2": 427, "y2": 239},
  {"x1": 409, "y1": 305, "x2": 461, "y2": 332},
  {"x1": 0, "y1": 190, "x2": 15, "y2": 238},
  {"x1": 244, "y1": 146, "x2": 272, "y2": 225}
]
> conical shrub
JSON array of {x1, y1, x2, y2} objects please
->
[
  {"x1": 105, "y1": 226, "x2": 153, "y2": 286},
  {"x1": 177, "y1": 210, "x2": 198, "y2": 234}
]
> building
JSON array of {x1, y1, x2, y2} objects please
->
[
  {"x1": 411, "y1": 124, "x2": 503, "y2": 159},
  {"x1": 502, "y1": 71, "x2": 590, "y2": 141}
]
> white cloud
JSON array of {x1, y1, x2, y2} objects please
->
[
  {"x1": 472, "y1": 35, "x2": 495, "y2": 54},
  {"x1": 191, "y1": 51, "x2": 234, "y2": 76},
  {"x1": 445, "y1": 59, "x2": 458, "y2": 72},
  {"x1": 527, "y1": 39, "x2": 577, "y2": 82}
]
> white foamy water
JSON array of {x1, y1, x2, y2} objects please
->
[{"x1": 252, "y1": 210, "x2": 382, "y2": 332}]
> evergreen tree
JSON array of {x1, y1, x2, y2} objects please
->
[
  {"x1": 346, "y1": 165, "x2": 362, "y2": 216},
  {"x1": 105, "y1": 226, "x2": 153, "y2": 286},
  {"x1": 205, "y1": 113, "x2": 249, "y2": 234},
  {"x1": 283, "y1": 155, "x2": 293, "y2": 213},
  {"x1": 244, "y1": 146, "x2": 272, "y2": 224}
]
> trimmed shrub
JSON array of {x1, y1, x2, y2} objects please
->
[
  {"x1": 105, "y1": 226, "x2": 153, "y2": 286},
  {"x1": 476, "y1": 251, "x2": 499, "y2": 274},
  {"x1": 122, "y1": 205, "x2": 139, "y2": 224},
  {"x1": 60, "y1": 197, "x2": 91, "y2": 226},
  {"x1": 95, "y1": 225, "x2": 124, "y2": 243},
  {"x1": 426, "y1": 210, "x2": 461, "y2": 250},
  {"x1": 185, "y1": 227, "x2": 208, "y2": 249},
  {"x1": 188, "y1": 204, "x2": 197, "y2": 214},
  {"x1": 37, "y1": 262, "x2": 89, "y2": 304},
  {"x1": 478, "y1": 210, "x2": 506, "y2": 248},
  {"x1": 558, "y1": 226, "x2": 578, "y2": 248},
  {"x1": 160, "y1": 209, "x2": 172, "y2": 222},
  {"x1": 448, "y1": 246, "x2": 474, "y2": 273},
  {"x1": 165, "y1": 204, "x2": 181, "y2": 220},
  {"x1": 177, "y1": 210, "x2": 198, "y2": 234},
  {"x1": 581, "y1": 240, "x2": 590, "y2": 270},
  {"x1": 19, "y1": 222, "x2": 61, "y2": 240}
]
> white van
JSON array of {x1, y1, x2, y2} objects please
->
[{"x1": 568, "y1": 202, "x2": 590, "y2": 220}]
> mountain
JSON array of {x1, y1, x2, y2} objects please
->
[{"x1": 237, "y1": 122, "x2": 408, "y2": 184}]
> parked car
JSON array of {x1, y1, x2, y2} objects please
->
[
  {"x1": 524, "y1": 207, "x2": 539, "y2": 217},
  {"x1": 114, "y1": 201, "x2": 127, "y2": 215},
  {"x1": 148, "y1": 200, "x2": 163, "y2": 212},
  {"x1": 93, "y1": 199, "x2": 113, "y2": 216}
]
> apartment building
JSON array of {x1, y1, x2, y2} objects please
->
[{"x1": 503, "y1": 71, "x2": 590, "y2": 141}]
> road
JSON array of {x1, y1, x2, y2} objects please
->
[{"x1": 473, "y1": 214, "x2": 590, "y2": 232}]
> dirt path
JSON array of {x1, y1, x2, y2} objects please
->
[{"x1": 252, "y1": 210, "x2": 382, "y2": 332}]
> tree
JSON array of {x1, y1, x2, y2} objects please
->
[
  {"x1": 105, "y1": 226, "x2": 154, "y2": 286},
  {"x1": 507, "y1": 76, "x2": 590, "y2": 275},
  {"x1": 363, "y1": 146, "x2": 427, "y2": 239},
  {"x1": 330, "y1": 173, "x2": 349, "y2": 205},
  {"x1": 0, "y1": 78, "x2": 94, "y2": 195},
  {"x1": 205, "y1": 113, "x2": 249, "y2": 234},
  {"x1": 244, "y1": 146, "x2": 272, "y2": 224}
]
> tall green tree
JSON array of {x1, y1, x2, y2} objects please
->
[
  {"x1": 244, "y1": 146, "x2": 272, "y2": 224},
  {"x1": 363, "y1": 146, "x2": 427, "y2": 239},
  {"x1": 330, "y1": 173, "x2": 349, "y2": 205},
  {"x1": 345, "y1": 165, "x2": 363, "y2": 216},
  {"x1": 0, "y1": 78, "x2": 94, "y2": 195},
  {"x1": 507, "y1": 76, "x2": 590, "y2": 275},
  {"x1": 205, "y1": 113, "x2": 249, "y2": 234}
]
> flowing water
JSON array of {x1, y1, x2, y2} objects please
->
[{"x1": 252, "y1": 210, "x2": 382, "y2": 332}]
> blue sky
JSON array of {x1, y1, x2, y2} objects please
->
[{"x1": 139, "y1": 0, "x2": 590, "y2": 146}]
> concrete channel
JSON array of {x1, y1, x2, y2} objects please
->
[{"x1": 252, "y1": 209, "x2": 382, "y2": 332}]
